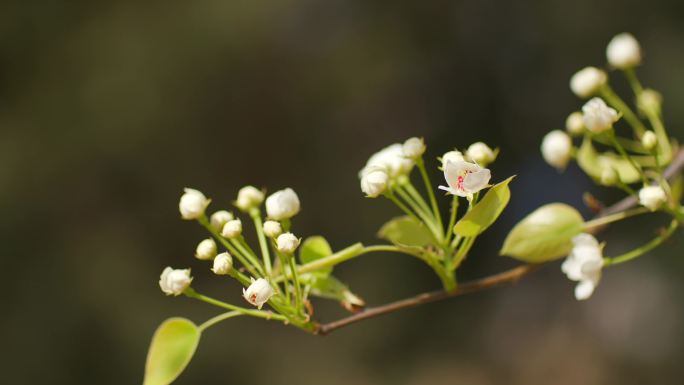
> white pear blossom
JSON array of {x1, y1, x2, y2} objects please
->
[
  {"x1": 235, "y1": 186, "x2": 264, "y2": 212},
  {"x1": 263, "y1": 220, "x2": 282, "y2": 238},
  {"x1": 638, "y1": 185, "x2": 667, "y2": 211},
  {"x1": 641, "y1": 130, "x2": 657, "y2": 151},
  {"x1": 210, "y1": 210, "x2": 234, "y2": 231},
  {"x1": 221, "y1": 219, "x2": 243, "y2": 238},
  {"x1": 195, "y1": 238, "x2": 217, "y2": 261},
  {"x1": 265, "y1": 188, "x2": 301, "y2": 220},
  {"x1": 402, "y1": 137, "x2": 426, "y2": 159},
  {"x1": 243, "y1": 278, "x2": 274, "y2": 309},
  {"x1": 606, "y1": 33, "x2": 641, "y2": 69},
  {"x1": 438, "y1": 160, "x2": 491, "y2": 198},
  {"x1": 440, "y1": 150, "x2": 465, "y2": 169},
  {"x1": 570, "y1": 67, "x2": 607, "y2": 98},
  {"x1": 565, "y1": 111, "x2": 585, "y2": 136},
  {"x1": 211, "y1": 252, "x2": 233, "y2": 275},
  {"x1": 360, "y1": 143, "x2": 414, "y2": 178},
  {"x1": 561, "y1": 234, "x2": 604, "y2": 300},
  {"x1": 159, "y1": 267, "x2": 193, "y2": 296},
  {"x1": 360, "y1": 166, "x2": 389, "y2": 198},
  {"x1": 276, "y1": 232, "x2": 300, "y2": 254},
  {"x1": 465, "y1": 142, "x2": 496, "y2": 166},
  {"x1": 582, "y1": 97, "x2": 619, "y2": 133},
  {"x1": 179, "y1": 188, "x2": 210, "y2": 220},
  {"x1": 541, "y1": 130, "x2": 572, "y2": 170}
]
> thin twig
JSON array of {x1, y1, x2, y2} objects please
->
[{"x1": 314, "y1": 148, "x2": 684, "y2": 335}]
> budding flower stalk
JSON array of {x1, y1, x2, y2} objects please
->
[
  {"x1": 210, "y1": 210, "x2": 234, "y2": 232},
  {"x1": 565, "y1": 111, "x2": 585, "y2": 136},
  {"x1": 195, "y1": 238, "x2": 217, "y2": 260},
  {"x1": 639, "y1": 185, "x2": 667, "y2": 211},
  {"x1": 221, "y1": 219, "x2": 243, "y2": 238},
  {"x1": 606, "y1": 33, "x2": 641, "y2": 69},
  {"x1": 438, "y1": 160, "x2": 491, "y2": 198},
  {"x1": 159, "y1": 267, "x2": 193, "y2": 296},
  {"x1": 641, "y1": 131, "x2": 657, "y2": 151},
  {"x1": 541, "y1": 130, "x2": 572, "y2": 170},
  {"x1": 263, "y1": 220, "x2": 283, "y2": 238},
  {"x1": 360, "y1": 166, "x2": 389, "y2": 198},
  {"x1": 276, "y1": 232, "x2": 300, "y2": 254},
  {"x1": 179, "y1": 188, "x2": 210, "y2": 220},
  {"x1": 582, "y1": 97, "x2": 619, "y2": 133},
  {"x1": 465, "y1": 142, "x2": 496, "y2": 166},
  {"x1": 265, "y1": 188, "x2": 301, "y2": 220},
  {"x1": 243, "y1": 278, "x2": 274, "y2": 309},
  {"x1": 402, "y1": 137, "x2": 426, "y2": 159},
  {"x1": 235, "y1": 186, "x2": 265, "y2": 212},
  {"x1": 561, "y1": 234, "x2": 604, "y2": 300},
  {"x1": 570, "y1": 67, "x2": 607, "y2": 98},
  {"x1": 211, "y1": 252, "x2": 233, "y2": 275}
]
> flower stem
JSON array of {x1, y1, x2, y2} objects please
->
[
  {"x1": 610, "y1": 134, "x2": 647, "y2": 184},
  {"x1": 198, "y1": 216, "x2": 262, "y2": 278},
  {"x1": 600, "y1": 85, "x2": 646, "y2": 136},
  {"x1": 288, "y1": 256, "x2": 303, "y2": 311},
  {"x1": 198, "y1": 311, "x2": 242, "y2": 332},
  {"x1": 250, "y1": 209, "x2": 273, "y2": 276},
  {"x1": 232, "y1": 237, "x2": 265, "y2": 276},
  {"x1": 394, "y1": 185, "x2": 443, "y2": 241},
  {"x1": 603, "y1": 220, "x2": 678, "y2": 266},
  {"x1": 445, "y1": 196, "x2": 459, "y2": 244},
  {"x1": 416, "y1": 158, "x2": 445, "y2": 232},
  {"x1": 583, "y1": 206, "x2": 650, "y2": 229},
  {"x1": 184, "y1": 288, "x2": 288, "y2": 322}
]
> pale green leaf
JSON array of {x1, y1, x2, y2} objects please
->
[
  {"x1": 454, "y1": 176, "x2": 514, "y2": 237},
  {"x1": 299, "y1": 236, "x2": 333, "y2": 277},
  {"x1": 377, "y1": 216, "x2": 436, "y2": 247},
  {"x1": 500, "y1": 203, "x2": 585, "y2": 262},
  {"x1": 144, "y1": 317, "x2": 200, "y2": 385},
  {"x1": 577, "y1": 137, "x2": 640, "y2": 184}
]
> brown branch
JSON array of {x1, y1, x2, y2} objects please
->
[{"x1": 314, "y1": 148, "x2": 684, "y2": 336}]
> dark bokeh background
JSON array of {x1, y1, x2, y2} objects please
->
[{"x1": 3, "y1": 0, "x2": 684, "y2": 384}]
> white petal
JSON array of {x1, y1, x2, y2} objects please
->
[{"x1": 574, "y1": 280, "x2": 596, "y2": 300}]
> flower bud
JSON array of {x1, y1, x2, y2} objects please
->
[
  {"x1": 195, "y1": 238, "x2": 217, "y2": 260},
  {"x1": 276, "y1": 232, "x2": 300, "y2": 254},
  {"x1": 440, "y1": 150, "x2": 465, "y2": 169},
  {"x1": 211, "y1": 252, "x2": 233, "y2": 275},
  {"x1": 243, "y1": 278, "x2": 274, "y2": 309},
  {"x1": 561, "y1": 234, "x2": 604, "y2": 300},
  {"x1": 179, "y1": 188, "x2": 210, "y2": 220},
  {"x1": 221, "y1": 219, "x2": 243, "y2": 238},
  {"x1": 265, "y1": 188, "x2": 301, "y2": 220},
  {"x1": 209, "y1": 210, "x2": 234, "y2": 231},
  {"x1": 360, "y1": 166, "x2": 389, "y2": 198},
  {"x1": 600, "y1": 167, "x2": 619, "y2": 186},
  {"x1": 565, "y1": 111, "x2": 585, "y2": 136},
  {"x1": 641, "y1": 130, "x2": 657, "y2": 151},
  {"x1": 541, "y1": 130, "x2": 572, "y2": 170},
  {"x1": 465, "y1": 142, "x2": 496, "y2": 166},
  {"x1": 360, "y1": 143, "x2": 414, "y2": 178},
  {"x1": 235, "y1": 186, "x2": 265, "y2": 212},
  {"x1": 570, "y1": 67, "x2": 607, "y2": 98},
  {"x1": 606, "y1": 33, "x2": 641, "y2": 69},
  {"x1": 402, "y1": 137, "x2": 426, "y2": 159},
  {"x1": 637, "y1": 89, "x2": 662, "y2": 116},
  {"x1": 582, "y1": 97, "x2": 619, "y2": 133},
  {"x1": 638, "y1": 185, "x2": 667, "y2": 211},
  {"x1": 263, "y1": 220, "x2": 283, "y2": 238},
  {"x1": 159, "y1": 267, "x2": 192, "y2": 296}
]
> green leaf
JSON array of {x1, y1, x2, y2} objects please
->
[
  {"x1": 576, "y1": 137, "x2": 640, "y2": 184},
  {"x1": 144, "y1": 318, "x2": 200, "y2": 385},
  {"x1": 305, "y1": 274, "x2": 365, "y2": 311},
  {"x1": 377, "y1": 216, "x2": 436, "y2": 247},
  {"x1": 454, "y1": 176, "x2": 514, "y2": 236},
  {"x1": 500, "y1": 203, "x2": 585, "y2": 263},
  {"x1": 299, "y1": 236, "x2": 333, "y2": 277}
]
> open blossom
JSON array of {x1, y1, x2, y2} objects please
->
[
  {"x1": 438, "y1": 160, "x2": 491, "y2": 198},
  {"x1": 235, "y1": 186, "x2": 264, "y2": 212},
  {"x1": 465, "y1": 142, "x2": 496, "y2": 166},
  {"x1": 570, "y1": 67, "x2": 607, "y2": 98},
  {"x1": 265, "y1": 188, "x2": 301, "y2": 220},
  {"x1": 639, "y1": 185, "x2": 667, "y2": 211},
  {"x1": 211, "y1": 252, "x2": 233, "y2": 275},
  {"x1": 565, "y1": 111, "x2": 585, "y2": 136},
  {"x1": 276, "y1": 232, "x2": 300, "y2": 254},
  {"x1": 360, "y1": 143, "x2": 414, "y2": 178},
  {"x1": 582, "y1": 97, "x2": 619, "y2": 133},
  {"x1": 360, "y1": 166, "x2": 389, "y2": 198},
  {"x1": 159, "y1": 267, "x2": 193, "y2": 296},
  {"x1": 541, "y1": 130, "x2": 572, "y2": 170},
  {"x1": 243, "y1": 278, "x2": 274, "y2": 309},
  {"x1": 606, "y1": 33, "x2": 641, "y2": 69},
  {"x1": 195, "y1": 238, "x2": 217, "y2": 260},
  {"x1": 179, "y1": 188, "x2": 210, "y2": 220},
  {"x1": 402, "y1": 137, "x2": 426, "y2": 159},
  {"x1": 440, "y1": 150, "x2": 465, "y2": 169},
  {"x1": 209, "y1": 210, "x2": 233, "y2": 231},
  {"x1": 561, "y1": 234, "x2": 604, "y2": 300}
]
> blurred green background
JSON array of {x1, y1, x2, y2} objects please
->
[{"x1": 3, "y1": 0, "x2": 684, "y2": 384}]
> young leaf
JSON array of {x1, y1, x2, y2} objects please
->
[
  {"x1": 500, "y1": 203, "x2": 584, "y2": 262},
  {"x1": 377, "y1": 216, "x2": 437, "y2": 248},
  {"x1": 576, "y1": 137, "x2": 640, "y2": 184},
  {"x1": 304, "y1": 274, "x2": 366, "y2": 312},
  {"x1": 299, "y1": 236, "x2": 334, "y2": 277},
  {"x1": 144, "y1": 317, "x2": 200, "y2": 385},
  {"x1": 454, "y1": 176, "x2": 514, "y2": 237}
]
